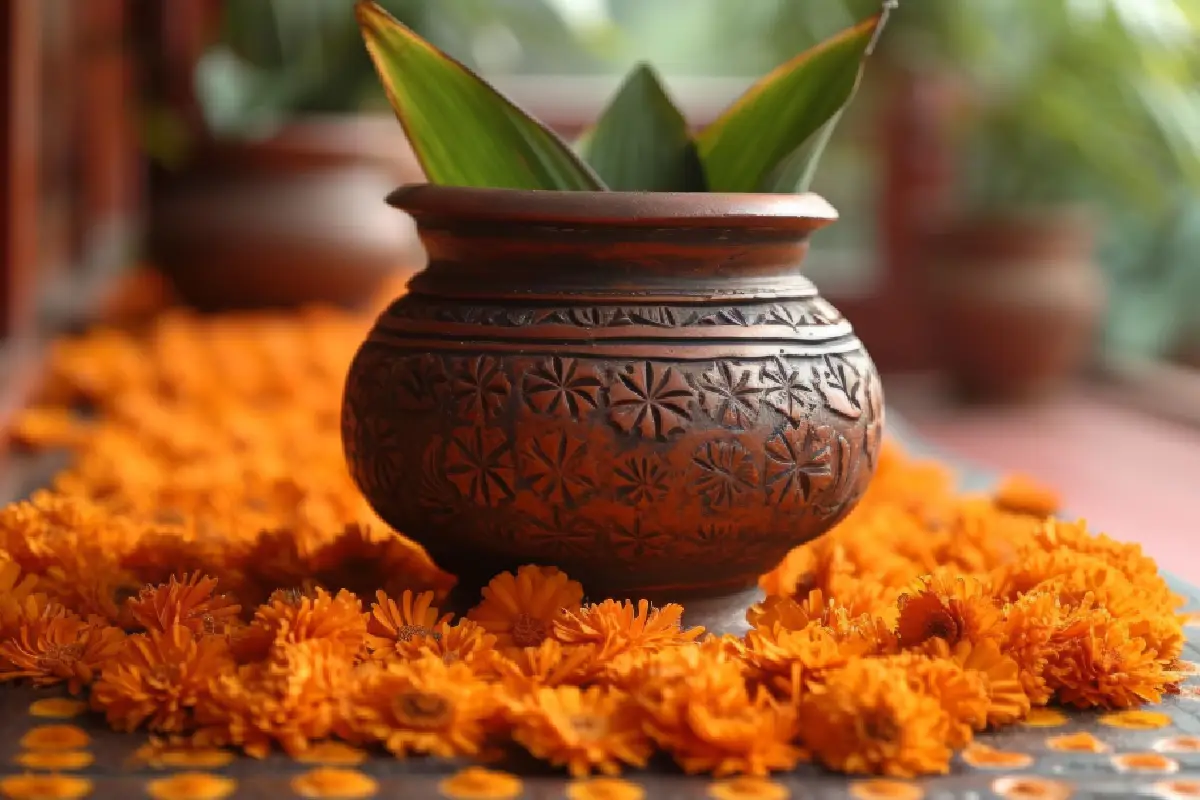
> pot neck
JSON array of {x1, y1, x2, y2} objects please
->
[
  {"x1": 410, "y1": 219, "x2": 828, "y2": 303},
  {"x1": 391, "y1": 185, "x2": 836, "y2": 303}
]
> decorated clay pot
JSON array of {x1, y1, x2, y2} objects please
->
[
  {"x1": 922, "y1": 209, "x2": 1107, "y2": 402},
  {"x1": 341, "y1": 185, "x2": 884, "y2": 625},
  {"x1": 150, "y1": 116, "x2": 426, "y2": 311}
]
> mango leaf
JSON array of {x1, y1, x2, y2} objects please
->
[
  {"x1": 578, "y1": 63, "x2": 707, "y2": 192},
  {"x1": 696, "y1": 12, "x2": 883, "y2": 193},
  {"x1": 759, "y1": 108, "x2": 846, "y2": 194},
  {"x1": 355, "y1": 1, "x2": 603, "y2": 191}
]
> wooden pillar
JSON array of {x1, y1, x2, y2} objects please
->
[
  {"x1": 76, "y1": 0, "x2": 139, "y2": 273},
  {"x1": 873, "y1": 66, "x2": 957, "y2": 373},
  {"x1": 0, "y1": 0, "x2": 40, "y2": 337}
]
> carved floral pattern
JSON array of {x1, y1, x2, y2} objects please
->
[
  {"x1": 612, "y1": 456, "x2": 670, "y2": 506},
  {"x1": 761, "y1": 357, "x2": 817, "y2": 427},
  {"x1": 609, "y1": 519, "x2": 672, "y2": 560},
  {"x1": 449, "y1": 356, "x2": 511, "y2": 419},
  {"x1": 608, "y1": 363, "x2": 694, "y2": 440},
  {"x1": 814, "y1": 432, "x2": 858, "y2": 518},
  {"x1": 522, "y1": 357, "x2": 603, "y2": 418},
  {"x1": 691, "y1": 441, "x2": 760, "y2": 508},
  {"x1": 764, "y1": 423, "x2": 835, "y2": 509},
  {"x1": 696, "y1": 362, "x2": 763, "y2": 429},
  {"x1": 814, "y1": 354, "x2": 864, "y2": 421},
  {"x1": 522, "y1": 430, "x2": 597, "y2": 504},
  {"x1": 523, "y1": 508, "x2": 599, "y2": 559},
  {"x1": 395, "y1": 353, "x2": 446, "y2": 411},
  {"x1": 863, "y1": 368, "x2": 885, "y2": 470},
  {"x1": 445, "y1": 426, "x2": 515, "y2": 507}
]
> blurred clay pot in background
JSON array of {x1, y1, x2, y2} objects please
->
[
  {"x1": 920, "y1": 209, "x2": 1107, "y2": 402},
  {"x1": 341, "y1": 185, "x2": 885, "y2": 632},
  {"x1": 148, "y1": 115, "x2": 427, "y2": 312}
]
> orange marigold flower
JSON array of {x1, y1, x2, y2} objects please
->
[
  {"x1": 467, "y1": 565, "x2": 584, "y2": 655},
  {"x1": 1045, "y1": 606, "x2": 1170, "y2": 709},
  {"x1": 420, "y1": 618, "x2": 499, "y2": 670},
  {"x1": 998, "y1": 590, "x2": 1063, "y2": 706},
  {"x1": 605, "y1": 639, "x2": 742, "y2": 696},
  {"x1": 0, "y1": 554, "x2": 46, "y2": 638},
  {"x1": 993, "y1": 474, "x2": 1060, "y2": 518},
  {"x1": 307, "y1": 522, "x2": 456, "y2": 601},
  {"x1": 510, "y1": 684, "x2": 652, "y2": 777},
  {"x1": 232, "y1": 587, "x2": 366, "y2": 662},
  {"x1": 922, "y1": 638, "x2": 1030, "y2": 727},
  {"x1": 494, "y1": 638, "x2": 598, "y2": 693},
  {"x1": 194, "y1": 639, "x2": 353, "y2": 758},
  {"x1": 554, "y1": 599, "x2": 703, "y2": 659},
  {"x1": 744, "y1": 622, "x2": 874, "y2": 701},
  {"x1": 637, "y1": 655, "x2": 804, "y2": 777},
  {"x1": 127, "y1": 573, "x2": 241, "y2": 637},
  {"x1": 338, "y1": 654, "x2": 499, "y2": 758},
  {"x1": 41, "y1": 553, "x2": 142, "y2": 629},
  {"x1": 0, "y1": 606, "x2": 126, "y2": 694},
  {"x1": 365, "y1": 589, "x2": 451, "y2": 659},
  {"x1": 90, "y1": 624, "x2": 233, "y2": 733},
  {"x1": 879, "y1": 652, "x2": 988, "y2": 748},
  {"x1": 798, "y1": 659, "x2": 953, "y2": 778},
  {"x1": 896, "y1": 574, "x2": 1002, "y2": 649}
]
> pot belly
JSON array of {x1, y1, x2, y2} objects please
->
[{"x1": 341, "y1": 292, "x2": 883, "y2": 597}]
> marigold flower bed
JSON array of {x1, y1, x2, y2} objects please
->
[{"x1": 0, "y1": 284, "x2": 1185, "y2": 780}]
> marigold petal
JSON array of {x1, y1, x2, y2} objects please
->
[
  {"x1": 0, "y1": 774, "x2": 94, "y2": 800},
  {"x1": 437, "y1": 767, "x2": 523, "y2": 800},
  {"x1": 145, "y1": 773, "x2": 237, "y2": 800},
  {"x1": 291, "y1": 768, "x2": 379, "y2": 799}
]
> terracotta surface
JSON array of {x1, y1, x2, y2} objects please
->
[
  {"x1": 921, "y1": 210, "x2": 1107, "y2": 402},
  {"x1": 341, "y1": 185, "x2": 884, "y2": 620}
]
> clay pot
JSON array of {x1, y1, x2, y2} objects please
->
[
  {"x1": 148, "y1": 115, "x2": 427, "y2": 312},
  {"x1": 341, "y1": 185, "x2": 884, "y2": 629},
  {"x1": 922, "y1": 209, "x2": 1107, "y2": 402}
]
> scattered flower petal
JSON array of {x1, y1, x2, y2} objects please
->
[
  {"x1": 291, "y1": 768, "x2": 379, "y2": 799},
  {"x1": 437, "y1": 767, "x2": 523, "y2": 800},
  {"x1": 28, "y1": 698, "x2": 88, "y2": 719},
  {"x1": 19, "y1": 725, "x2": 90, "y2": 751},
  {"x1": 1111, "y1": 752, "x2": 1179, "y2": 774},
  {"x1": 145, "y1": 773, "x2": 237, "y2": 800},
  {"x1": 13, "y1": 750, "x2": 94, "y2": 771},
  {"x1": 0, "y1": 774, "x2": 93, "y2": 800}
]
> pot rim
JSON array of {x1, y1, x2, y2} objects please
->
[{"x1": 386, "y1": 183, "x2": 838, "y2": 230}]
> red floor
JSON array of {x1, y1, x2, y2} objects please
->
[{"x1": 889, "y1": 378, "x2": 1200, "y2": 586}]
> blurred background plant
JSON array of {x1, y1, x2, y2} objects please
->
[{"x1": 146, "y1": 0, "x2": 1200, "y2": 368}]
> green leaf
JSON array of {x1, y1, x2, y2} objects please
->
[
  {"x1": 578, "y1": 63, "x2": 706, "y2": 192},
  {"x1": 696, "y1": 12, "x2": 883, "y2": 193},
  {"x1": 759, "y1": 107, "x2": 845, "y2": 194},
  {"x1": 355, "y1": 0, "x2": 604, "y2": 190}
]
